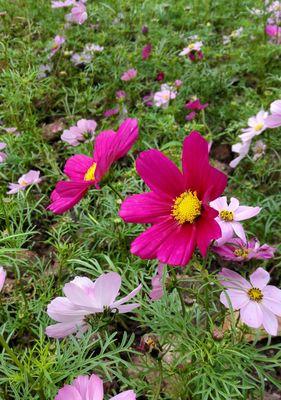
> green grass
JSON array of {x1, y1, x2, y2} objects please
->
[{"x1": 0, "y1": 0, "x2": 280, "y2": 399}]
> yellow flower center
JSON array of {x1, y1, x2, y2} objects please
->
[
  {"x1": 254, "y1": 122, "x2": 264, "y2": 131},
  {"x1": 20, "y1": 180, "x2": 28, "y2": 187},
  {"x1": 84, "y1": 163, "x2": 97, "y2": 181},
  {"x1": 189, "y1": 43, "x2": 195, "y2": 49},
  {"x1": 234, "y1": 248, "x2": 249, "y2": 258},
  {"x1": 163, "y1": 93, "x2": 170, "y2": 100},
  {"x1": 248, "y1": 287, "x2": 263, "y2": 302},
  {"x1": 171, "y1": 190, "x2": 201, "y2": 224},
  {"x1": 219, "y1": 210, "x2": 234, "y2": 221}
]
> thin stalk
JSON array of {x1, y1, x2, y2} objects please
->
[
  {"x1": 107, "y1": 183, "x2": 124, "y2": 201},
  {"x1": 153, "y1": 359, "x2": 163, "y2": 400},
  {"x1": 0, "y1": 333, "x2": 23, "y2": 370},
  {"x1": 170, "y1": 268, "x2": 186, "y2": 318}
]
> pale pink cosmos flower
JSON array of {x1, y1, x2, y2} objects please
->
[
  {"x1": 0, "y1": 142, "x2": 7, "y2": 163},
  {"x1": 45, "y1": 272, "x2": 142, "y2": 339},
  {"x1": 239, "y1": 110, "x2": 268, "y2": 142},
  {"x1": 121, "y1": 68, "x2": 137, "y2": 81},
  {"x1": 219, "y1": 267, "x2": 281, "y2": 336},
  {"x1": 50, "y1": 35, "x2": 65, "y2": 57},
  {"x1": 61, "y1": 119, "x2": 97, "y2": 146},
  {"x1": 84, "y1": 43, "x2": 104, "y2": 53},
  {"x1": 213, "y1": 237, "x2": 276, "y2": 261},
  {"x1": 149, "y1": 263, "x2": 164, "y2": 301},
  {"x1": 229, "y1": 140, "x2": 251, "y2": 168},
  {"x1": 252, "y1": 140, "x2": 266, "y2": 161},
  {"x1": 51, "y1": 0, "x2": 75, "y2": 8},
  {"x1": 174, "y1": 79, "x2": 183, "y2": 87},
  {"x1": 0, "y1": 267, "x2": 6, "y2": 292},
  {"x1": 179, "y1": 41, "x2": 203, "y2": 56},
  {"x1": 66, "y1": 1, "x2": 87, "y2": 24},
  {"x1": 265, "y1": 99, "x2": 281, "y2": 128},
  {"x1": 153, "y1": 84, "x2": 177, "y2": 109},
  {"x1": 55, "y1": 373, "x2": 136, "y2": 400},
  {"x1": 7, "y1": 170, "x2": 41, "y2": 194},
  {"x1": 71, "y1": 52, "x2": 92, "y2": 66},
  {"x1": 210, "y1": 196, "x2": 261, "y2": 245},
  {"x1": 3, "y1": 127, "x2": 20, "y2": 136}
]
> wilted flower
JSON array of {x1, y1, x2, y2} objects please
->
[
  {"x1": 219, "y1": 268, "x2": 281, "y2": 336},
  {"x1": 55, "y1": 373, "x2": 136, "y2": 400},
  {"x1": 156, "y1": 71, "x2": 165, "y2": 81},
  {"x1": 265, "y1": 99, "x2": 281, "y2": 128},
  {"x1": 153, "y1": 84, "x2": 177, "y2": 109},
  {"x1": 239, "y1": 110, "x2": 268, "y2": 142},
  {"x1": 50, "y1": 35, "x2": 65, "y2": 57},
  {"x1": 0, "y1": 142, "x2": 7, "y2": 163},
  {"x1": 7, "y1": 170, "x2": 41, "y2": 194},
  {"x1": 142, "y1": 25, "x2": 149, "y2": 34},
  {"x1": 149, "y1": 263, "x2": 164, "y2": 301},
  {"x1": 121, "y1": 68, "x2": 137, "y2": 81},
  {"x1": 0, "y1": 267, "x2": 6, "y2": 292},
  {"x1": 48, "y1": 119, "x2": 138, "y2": 214},
  {"x1": 119, "y1": 132, "x2": 227, "y2": 267},
  {"x1": 229, "y1": 140, "x2": 251, "y2": 168},
  {"x1": 210, "y1": 196, "x2": 261, "y2": 245},
  {"x1": 142, "y1": 43, "x2": 152, "y2": 60},
  {"x1": 46, "y1": 272, "x2": 142, "y2": 338},
  {"x1": 37, "y1": 64, "x2": 52, "y2": 79},
  {"x1": 213, "y1": 237, "x2": 276, "y2": 261},
  {"x1": 252, "y1": 140, "x2": 266, "y2": 161}
]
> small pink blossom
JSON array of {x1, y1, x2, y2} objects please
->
[
  {"x1": 265, "y1": 99, "x2": 281, "y2": 128},
  {"x1": 121, "y1": 68, "x2": 137, "y2": 81},
  {"x1": 153, "y1": 84, "x2": 177, "y2": 109},
  {"x1": 142, "y1": 43, "x2": 152, "y2": 60},
  {"x1": 229, "y1": 140, "x2": 251, "y2": 168},
  {"x1": 210, "y1": 196, "x2": 261, "y2": 245},
  {"x1": 55, "y1": 373, "x2": 136, "y2": 400},
  {"x1": 103, "y1": 107, "x2": 119, "y2": 117},
  {"x1": 66, "y1": 1, "x2": 87, "y2": 24},
  {"x1": 46, "y1": 272, "x2": 142, "y2": 338},
  {"x1": 116, "y1": 90, "x2": 126, "y2": 99},
  {"x1": 0, "y1": 142, "x2": 7, "y2": 163},
  {"x1": 266, "y1": 24, "x2": 281, "y2": 43},
  {"x1": 239, "y1": 110, "x2": 268, "y2": 142},
  {"x1": 84, "y1": 43, "x2": 104, "y2": 53},
  {"x1": 174, "y1": 79, "x2": 182, "y2": 87},
  {"x1": 61, "y1": 119, "x2": 97, "y2": 146},
  {"x1": 50, "y1": 35, "x2": 65, "y2": 57},
  {"x1": 219, "y1": 268, "x2": 281, "y2": 335},
  {"x1": 0, "y1": 267, "x2": 6, "y2": 292},
  {"x1": 51, "y1": 0, "x2": 75, "y2": 8},
  {"x1": 213, "y1": 237, "x2": 276, "y2": 261},
  {"x1": 149, "y1": 263, "x2": 165, "y2": 301},
  {"x1": 7, "y1": 170, "x2": 41, "y2": 194}
]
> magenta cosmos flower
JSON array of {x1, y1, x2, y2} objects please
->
[
  {"x1": 210, "y1": 196, "x2": 261, "y2": 246},
  {"x1": 119, "y1": 131, "x2": 227, "y2": 266},
  {"x1": 0, "y1": 267, "x2": 6, "y2": 292},
  {"x1": 219, "y1": 268, "x2": 281, "y2": 335},
  {"x1": 55, "y1": 373, "x2": 136, "y2": 400},
  {"x1": 142, "y1": 43, "x2": 152, "y2": 60},
  {"x1": 48, "y1": 118, "x2": 138, "y2": 214},
  {"x1": 213, "y1": 237, "x2": 276, "y2": 262},
  {"x1": 46, "y1": 272, "x2": 142, "y2": 339},
  {"x1": 7, "y1": 170, "x2": 41, "y2": 194},
  {"x1": 266, "y1": 99, "x2": 281, "y2": 128}
]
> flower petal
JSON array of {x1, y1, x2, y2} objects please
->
[
  {"x1": 195, "y1": 206, "x2": 221, "y2": 256},
  {"x1": 72, "y1": 376, "x2": 89, "y2": 398},
  {"x1": 260, "y1": 305, "x2": 278, "y2": 336},
  {"x1": 136, "y1": 149, "x2": 185, "y2": 199},
  {"x1": 93, "y1": 272, "x2": 122, "y2": 307},
  {"x1": 47, "y1": 181, "x2": 90, "y2": 214},
  {"x1": 262, "y1": 285, "x2": 281, "y2": 317},
  {"x1": 220, "y1": 289, "x2": 249, "y2": 310},
  {"x1": 55, "y1": 385, "x2": 82, "y2": 400},
  {"x1": 228, "y1": 197, "x2": 240, "y2": 211},
  {"x1": 111, "y1": 284, "x2": 142, "y2": 308},
  {"x1": 47, "y1": 297, "x2": 90, "y2": 322},
  {"x1": 110, "y1": 391, "x2": 136, "y2": 400},
  {"x1": 218, "y1": 268, "x2": 251, "y2": 290},
  {"x1": 45, "y1": 320, "x2": 86, "y2": 339},
  {"x1": 209, "y1": 196, "x2": 228, "y2": 212},
  {"x1": 234, "y1": 206, "x2": 261, "y2": 221},
  {"x1": 240, "y1": 302, "x2": 263, "y2": 329},
  {"x1": 64, "y1": 154, "x2": 94, "y2": 181},
  {"x1": 119, "y1": 192, "x2": 171, "y2": 224},
  {"x1": 249, "y1": 268, "x2": 270, "y2": 289},
  {"x1": 230, "y1": 222, "x2": 246, "y2": 242},
  {"x1": 86, "y1": 374, "x2": 104, "y2": 400}
]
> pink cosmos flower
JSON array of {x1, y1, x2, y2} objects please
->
[
  {"x1": 229, "y1": 140, "x2": 251, "y2": 168},
  {"x1": 55, "y1": 373, "x2": 136, "y2": 400},
  {"x1": 50, "y1": 35, "x2": 65, "y2": 57},
  {"x1": 266, "y1": 24, "x2": 281, "y2": 42},
  {"x1": 7, "y1": 170, "x2": 41, "y2": 194},
  {"x1": 71, "y1": 52, "x2": 92, "y2": 66},
  {"x1": 119, "y1": 131, "x2": 227, "y2": 267},
  {"x1": 180, "y1": 42, "x2": 203, "y2": 61},
  {"x1": 61, "y1": 119, "x2": 97, "y2": 146},
  {"x1": 116, "y1": 90, "x2": 126, "y2": 99},
  {"x1": 51, "y1": 0, "x2": 75, "y2": 8},
  {"x1": 153, "y1": 84, "x2": 177, "y2": 109},
  {"x1": 142, "y1": 43, "x2": 152, "y2": 60},
  {"x1": 174, "y1": 79, "x2": 183, "y2": 88},
  {"x1": 210, "y1": 196, "x2": 261, "y2": 246},
  {"x1": 48, "y1": 118, "x2": 138, "y2": 214},
  {"x1": 213, "y1": 237, "x2": 276, "y2": 261},
  {"x1": 149, "y1": 263, "x2": 164, "y2": 301},
  {"x1": 0, "y1": 267, "x2": 6, "y2": 292},
  {"x1": 0, "y1": 142, "x2": 7, "y2": 163},
  {"x1": 121, "y1": 69, "x2": 137, "y2": 81},
  {"x1": 67, "y1": 1, "x2": 87, "y2": 24},
  {"x1": 46, "y1": 272, "x2": 142, "y2": 338},
  {"x1": 219, "y1": 268, "x2": 281, "y2": 336},
  {"x1": 265, "y1": 99, "x2": 281, "y2": 128},
  {"x1": 239, "y1": 110, "x2": 268, "y2": 142},
  {"x1": 3, "y1": 127, "x2": 20, "y2": 136}
]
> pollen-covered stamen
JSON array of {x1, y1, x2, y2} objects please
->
[
  {"x1": 219, "y1": 210, "x2": 234, "y2": 221},
  {"x1": 234, "y1": 248, "x2": 249, "y2": 258},
  {"x1": 84, "y1": 163, "x2": 97, "y2": 182},
  {"x1": 248, "y1": 287, "x2": 263, "y2": 302},
  {"x1": 172, "y1": 190, "x2": 201, "y2": 224}
]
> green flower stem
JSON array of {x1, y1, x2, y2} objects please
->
[{"x1": 107, "y1": 183, "x2": 124, "y2": 201}]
